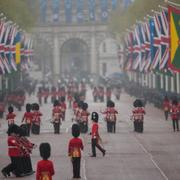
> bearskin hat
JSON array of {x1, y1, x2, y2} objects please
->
[
  {"x1": 8, "y1": 106, "x2": 14, "y2": 113},
  {"x1": 7, "y1": 124, "x2": 20, "y2": 136},
  {"x1": 53, "y1": 100, "x2": 59, "y2": 107},
  {"x1": 133, "y1": 99, "x2": 143, "y2": 107},
  {"x1": 91, "y1": 112, "x2": 98, "y2": 122},
  {"x1": 82, "y1": 102, "x2": 88, "y2": 111},
  {"x1": 72, "y1": 124, "x2": 80, "y2": 137},
  {"x1": 172, "y1": 99, "x2": 178, "y2": 106},
  {"x1": 61, "y1": 96, "x2": 65, "y2": 102},
  {"x1": 39, "y1": 143, "x2": 51, "y2": 160},
  {"x1": 26, "y1": 103, "x2": 31, "y2": 112},
  {"x1": 34, "y1": 103, "x2": 40, "y2": 111}
]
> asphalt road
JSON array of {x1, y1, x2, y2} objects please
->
[{"x1": 0, "y1": 88, "x2": 180, "y2": 180}]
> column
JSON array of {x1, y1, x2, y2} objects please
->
[
  {"x1": 165, "y1": 75, "x2": 168, "y2": 92},
  {"x1": 90, "y1": 33, "x2": 97, "y2": 74},
  {"x1": 53, "y1": 36, "x2": 60, "y2": 76},
  {"x1": 171, "y1": 76, "x2": 174, "y2": 92},
  {"x1": 160, "y1": 74, "x2": 164, "y2": 89},
  {"x1": 176, "y1": 73, "x2": 180, "y2": 94},
  {"x1": 152, "y1": 73, "x2": 156, "y2": 89}
]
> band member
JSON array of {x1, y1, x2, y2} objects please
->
[
  {"x1": 52, "y1": 100, "x2": 61, "y2": 134},
  {"x1": 1, "y1": 124, "x2": 23, "y2": 177},
  {"x1": 60, "y1": 97, "x2": 67, "y2": 121},
  {"x1": 22, "y1": 104, "x2": 33, "y2": 136},
  {"x1": 80, "y1": 103, "x2": 90, "y2": 133},
  {"x1": 31, "y1": 103, "x2": 42, "y2": 135},
  {"x1": 162, "y1": 96, "x2": 171, "y2": 120},
  {"x1": 132, "y1": 99, "x2": 146, "y2": 133},
  {"x1": 6, "y1": 106, "x2": 16, "y2": 127},
  {"x1": 90, "y1": 112, "x2": 106, "y2": 157},
  {"x1": 36, "y1": 143, "x2": 55, "y2": 180},
  {"x1": 170, "y1": 99, "x2": 179, "y2": 132},
  {"x1": 68, "y1": 124, "x2": 84, "y2": 179}
]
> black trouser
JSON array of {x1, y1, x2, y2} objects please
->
[
  {"x1": 26, "y1": 124, "x2": 31, "y2": 136},
  {"x1": 2, "y1": 156, "x2": 23, "y2": 177},
  {"x1": 164, "y1": 111, "x2": 168, "y2": 120},
  {"x1": 111, "y1": 122, "x2": 116, "y2": 133},
  {"x1": 172, "y1": 119, "x2": 179, "y2": 131},
  {"x1": 54, "y1": 122, "x2": 60, "y2": 134},
  {"x1": 138, "y1": 121, "x2": 143, "y2": 133},
  {"x1": 91, "y1": 138, "x2": 105, "y2": 157},
  {"x1": 31, "y1": 124, "x2": 40, "y2": 134},
  {"x1": 72, "y1": 157, "x2": 81, "y2": 178},
  {"x1": 21, "y1": 156, "x2": 33, "y2": 174},
  {"x1": 107, "y1": 121, "x2": 111, "y2": 132}
]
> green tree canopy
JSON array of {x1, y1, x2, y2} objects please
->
[
  {"x1": 0, "y1": 0, "x2": 39, "y2": 31},
  {"x1": 109, "y1": 0, "x2": 180, "y2": 38}
]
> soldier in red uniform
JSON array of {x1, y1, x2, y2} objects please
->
[
  {"x1": 60, "y1": 97, "x2": 67, "y2": 121},
  {"x1": 109, "y1": 101, "x2": 118, "y2": 133},
  {"x1": 170, "y1": 99, "x2": 179, "y2": 132},
  {"x1": 80, "y1": 103, "x2": 90, "y2": 133},
  {"x1": 90, "y1": 112, "x2": 106, "y2": 157},
  {"x1": 68, "y1": 124, "x2": 84, "y2": 179},
  {"x1": 162, "y1": 96, "x2": 171, "y2": 120},
  {"x1": 6, "y1": 106, "x2": 16, "y2": 127},
  {"x1": 1, "y1": 124, "x2": 24, "y2": 177},
  {"x1": 36, "y1": 143, "x2": 55, "y2": 180},
  {"x1": 31, "y1": 103, "x2": 42, "y2": 135},
  {"x1": 52, "y1": 100, "x2": 62, "y2": 134},
  {"x1": 131, "y1": 99, "x2": 146, "y2": 133},
  {"x1": 22, "y1": 104, "x2": 33, "y2": 136}
]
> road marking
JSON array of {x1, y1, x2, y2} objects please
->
[{"x1": 132, "y1": 133, "x2": 169, "y2": 180}]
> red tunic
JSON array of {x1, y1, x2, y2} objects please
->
[
  {"x1": 52, "y1": 106, "x2": 61, "y2": 122},
  {"x1": 8, "y1": 135, "x2": 21, "y2": 157},
  {"x1": 68, "y1": 137, "x2": 84, "y2": 157},
  {"x1": 6, "y1": 112, "x2": 16, "y2": 125},
  {"x1": 36, "y1": 160, "x2": 55, "y2": 180},
  {"x1": 22, "y1": 112, "x2": 33, "y2": 124},
  {"x1": 170, "y1": 105, "x2": 179, "y2": 120},
  {"x1": 91, "y1": 122, "x2": 99, "y2": 139},
  {"x1": 132, "y1": 107, "x2": 146, "y2": 121},
  {"x1": 80, "y1": 110, "x2": 90, "y2": 122},
  {"x1": 163, "y1": 100, "x2": 171, "y2": 111},
  {"x1": 32, "y1": 111, "x2": 42, "y2": 125}
]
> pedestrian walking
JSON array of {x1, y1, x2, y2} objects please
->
[
  {"x1": 90, "y1": 112, "x2": 106, "y2": 157},
  {"x1": 68, "y1": 124, "x2": 84, "y2": 179},
  {"x1": 36, "y1": 143, "x2": 55, "y2": 180}
]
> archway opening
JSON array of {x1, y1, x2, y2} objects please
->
[{"x1": 60, "y1": 38, "x2": 90, "y2": 77}]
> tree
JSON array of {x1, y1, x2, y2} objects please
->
[
  {"x1": 109, "y1": 0, "x2": 180, "y2": 37},
  {"x1": 0, "y1": 0, "x2": 39, "y2": 31}
]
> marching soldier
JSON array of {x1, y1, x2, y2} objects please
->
[
  {"x1": 162, "y1": 96, "x2": 171, "y2": 120},
  {"x1": 52, "y1": 100, "x2": 62, "y2": 134},
  {"x1": 109, "y1": 101, "x2": 118, "y2": 133},
  {"x1": 131, "y1": 99, "x2": 146, "y2": 133},
  {"x1": 90, "y1": 112, "x2": 106, "y2": 157},
  {"x1": 6, "y1": 106, "x2": 16, "y2": 127},
  {"x1": 170, "y1": 99, "x2": 179, "y2": 132},
  {"x1": 68, "y1": 124, "x2": 84, "y2": 179},
  {"x1": 31, "y1": 103, "x2": 42, "y2": 135},
  {"x1": 60, "y1": 97, "x2": 67, "y2": 121},
  {"x1": 22, "y1": 104, "x2": 33, "y2": 136},
  {"x1": 80, "y1": 102, "x2": 90, "y2": 133},
  {"x1": 36, "y1": 143, "x2": 55, "y2": 180}
]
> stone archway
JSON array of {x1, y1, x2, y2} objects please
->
[{"x1": 60, "y1": 38, "x2": 90, "y2": 76}]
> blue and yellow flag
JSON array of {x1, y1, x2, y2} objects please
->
[
  {"x1": 15, "y1": 32, "x2": 21, "y2": 64},
  {"x1": 168, "y1": 5, "x2": 180, "y2": 72}
]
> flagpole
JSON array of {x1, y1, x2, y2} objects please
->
[
  {"x1": 158, "y1": 5, "x2": 168, "y2": 10},
  {"x1": 164, "y1": 0, "x2": 180, "y2": 7}
]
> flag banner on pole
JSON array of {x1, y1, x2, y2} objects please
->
[
  {"x1": 77, "y1": 0, "x2": 84, "y2": 23},
  {"x1": 160, "y1": 9, "x2": 169, "y2": 70},
  {"x1": 65, "y1": 0, "x2": 72, "y2": 23},
  {"x1": 15, "y1": 42, "x2": 21, "y2": 64},
  {"x1": 88, "y1": 0, "x2": 96, "y2": 21},
  {"x1": 40, "y1": 0, "x2": 48, "y2": 23},
  {"x1": 52, "y1": 0, "x2": 60, "y2": 22},
  {"x1": 100, "y1": 0, "x2": 108, "y2": 22},
  {"x1": 168, "y1": 5, "x2": 180, "y2": 72}
]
